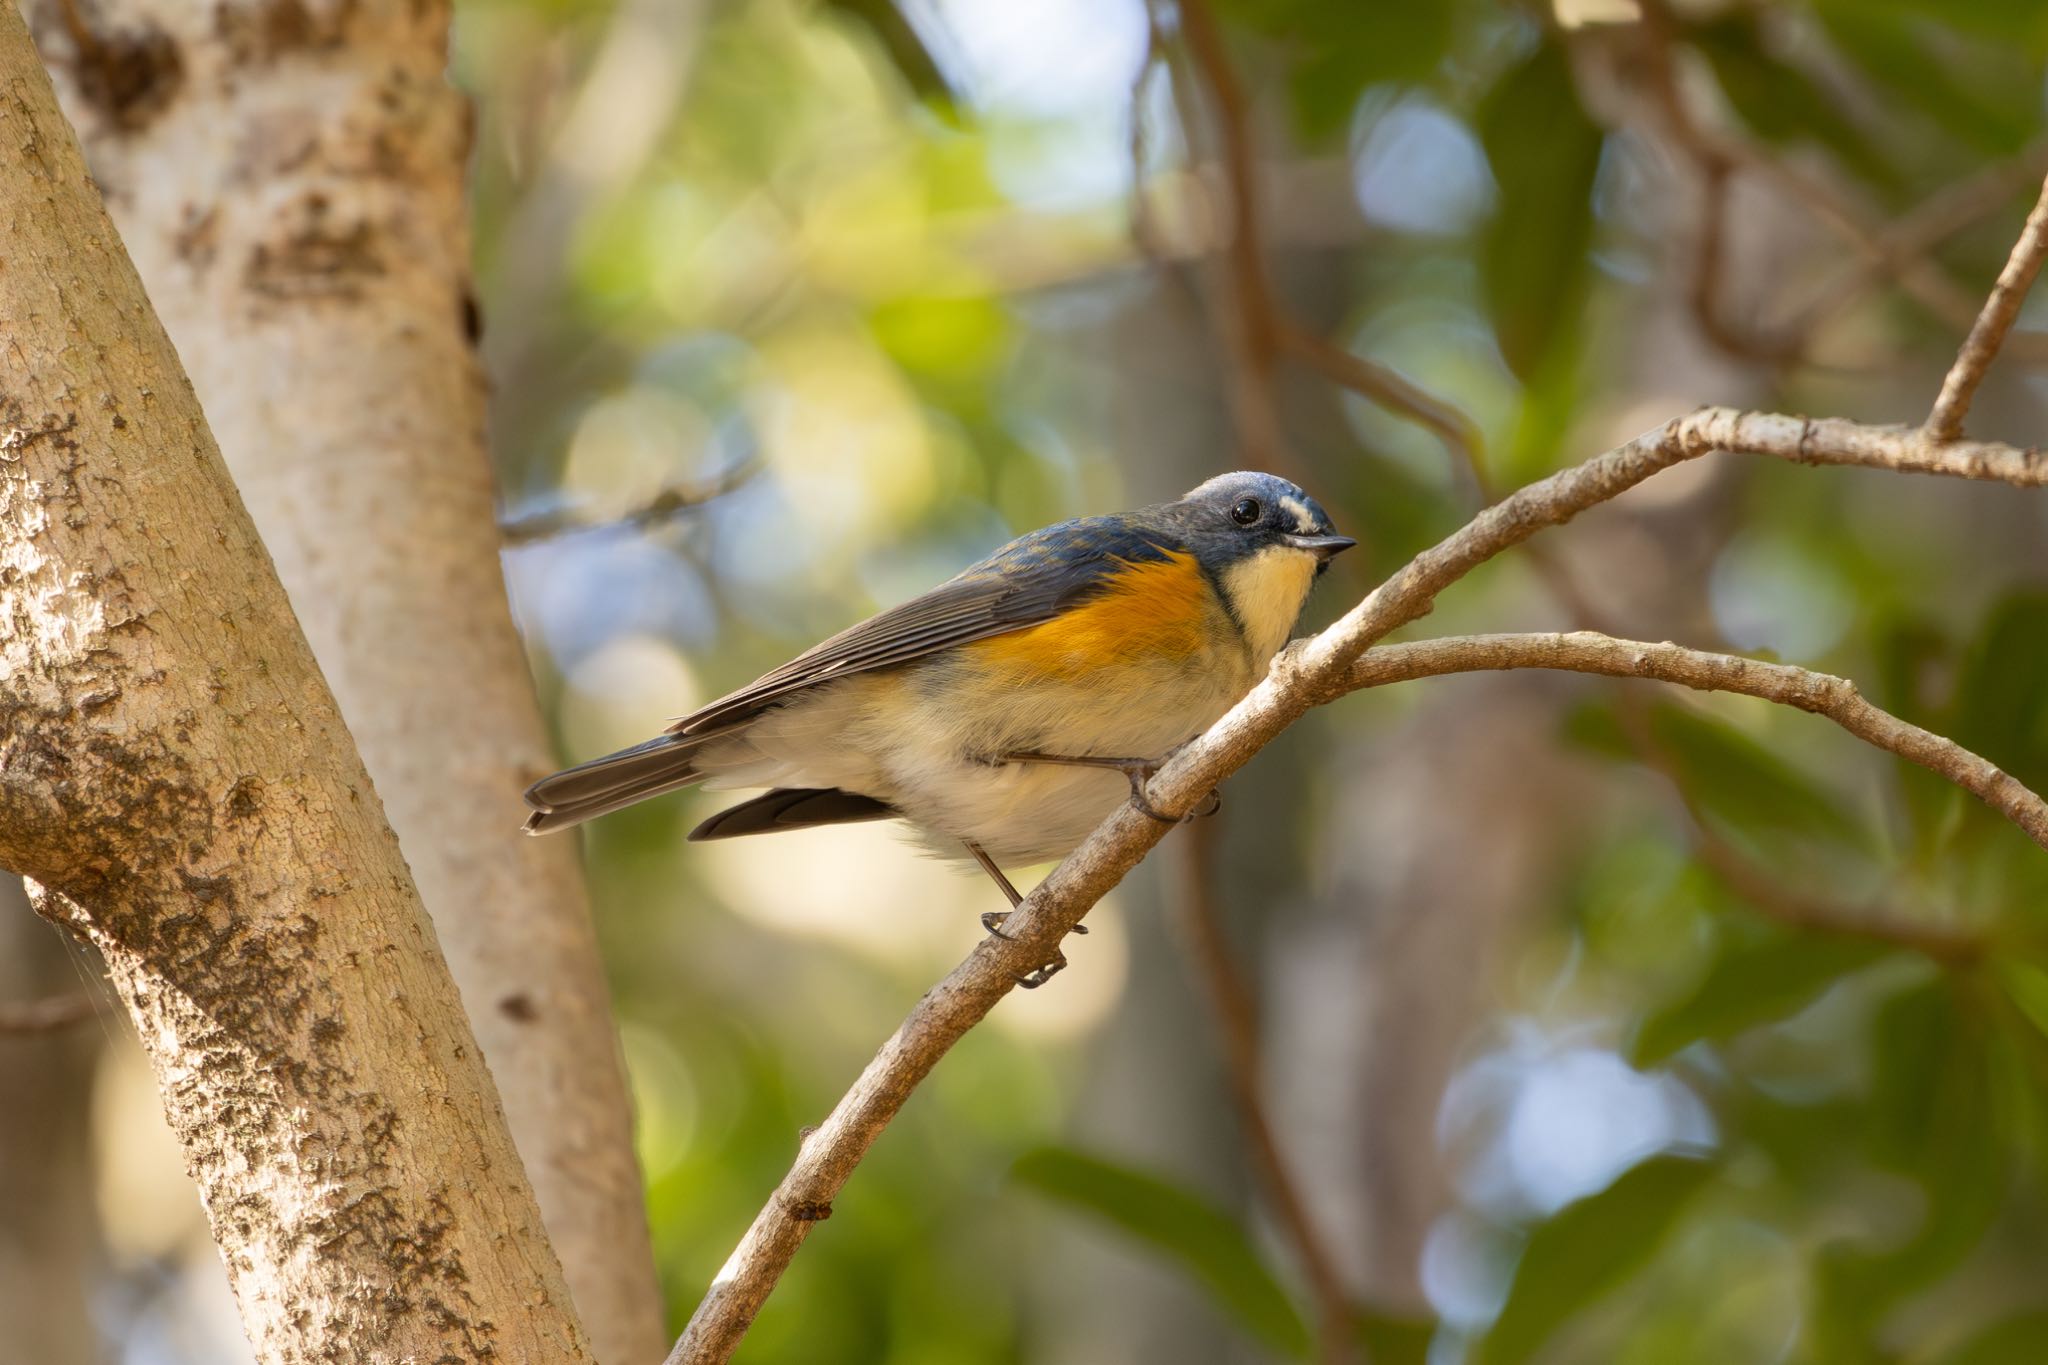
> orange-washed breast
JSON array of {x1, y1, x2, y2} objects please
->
[{"x1": 962, "y1": 551, "x2": 1216, "y2": 681}]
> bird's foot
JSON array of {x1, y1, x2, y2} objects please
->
[{"x1": 1000, "y1": 749, "x2": 1221, "y2": 825}]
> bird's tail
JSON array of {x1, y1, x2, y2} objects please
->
[{"x1": 523, "y1": 732, "x2": 706, "y2": 834}]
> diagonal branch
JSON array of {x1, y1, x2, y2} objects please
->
[
  {"x1": 1925, "y1": 174, "x2": 2048, "y2": 441},
  {"x1": 666, "y1": 404, "x2": 2048, "y2": 1364}
]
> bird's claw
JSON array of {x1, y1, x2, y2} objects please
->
[{"x1": 981, "y1": 910, "x2": 1081, "y2": 987}]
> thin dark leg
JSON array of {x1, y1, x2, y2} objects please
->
[
  {"x1": 964, "y1": 840, "x2": 1070, "y2": 989},
  {"x1": 1000, "y1": 750, "x2": 1221, "y2": 823}
]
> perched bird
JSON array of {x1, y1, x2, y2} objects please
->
[{"x1": 523, "y1": 471, "x2": 1352, "y2": 979}]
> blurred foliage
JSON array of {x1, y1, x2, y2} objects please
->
[{"x1": 443, "y1": 0, "x2": 2048, "y2": 1361}]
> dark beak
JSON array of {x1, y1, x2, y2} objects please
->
[{"x1": 1282, "y1": 533, "x2": 1356, "y2": 562}]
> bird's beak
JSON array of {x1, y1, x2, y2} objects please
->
[{"x1": 1281, "y1": 533, "x2": 1356, "y2": 561}]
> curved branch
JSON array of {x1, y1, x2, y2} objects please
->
[
  {"x1": 667, "y1": 404, "x2": 2048, "y2": 1362},
  {"x1": 1333, "y1": 631, "x2": 2048, "y2": 860}
]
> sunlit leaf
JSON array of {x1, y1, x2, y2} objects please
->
[
  {"x1": 1476, "y1": 35, "x2": 1604, "y2": 384},
  {"x1": 1476, "y1": 1153, "x2": 1720, "y2": 1365},
  {"x1": 1012, "y1": 1146, "x2": 1312, "y2": 1359}
]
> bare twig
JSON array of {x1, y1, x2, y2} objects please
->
[
  {"x1": 1175, "y1": 827, "x2": 1357, "y2": 1365},
  {"x1": 499, "y1": 459, "x2": 759, "y2": 544},
  {"x1": 0, "y1": 992, "x2": 99, "y2": 1035},
  {"x1": 667, "y1": 404, "x2": 2048, "y2": 1364},
  {"x1": 1925, "y1": 174, "x2": 2048, "y2": 441}
]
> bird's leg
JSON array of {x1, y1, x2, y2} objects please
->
[
  {"x1": 999, "y1": 749, "x2": 1222, "y2": 824},
  {"x1": 964, "y1": 840, "x2": 1072, "y2": 989}
]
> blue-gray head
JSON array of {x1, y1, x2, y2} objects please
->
[{"x1": 1161, "y1": 471, "x2": 1354, "y2": 660}]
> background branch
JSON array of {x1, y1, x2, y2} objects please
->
[{"x1": 1926, "y1": 174, "x2": 2048, "y2": 441}]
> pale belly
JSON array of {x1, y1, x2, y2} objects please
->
[{"x1": 689, "y1": 643, "x2": 1259, "y2": 866}]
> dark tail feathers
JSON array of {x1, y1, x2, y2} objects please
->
[
  {"x1": 688, "y1": 788, "x2": 894, "y2": 841},
  {"x1": 523, "y1": 733, "x2": 704, "y2": 834}
]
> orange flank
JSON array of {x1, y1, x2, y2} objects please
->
[{"x1": 966, "y1": 552, "x2": 1215, "y2": 680}]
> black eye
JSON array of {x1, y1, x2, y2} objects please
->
[{"x1": 1230, "y1": 497, "x2": 1262, "y2": 526}]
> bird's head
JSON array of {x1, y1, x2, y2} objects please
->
[{"x1": 1168, "y1": 471, "x2": 1354, "y2": 661}]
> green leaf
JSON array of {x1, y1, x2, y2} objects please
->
[
  {"x1": 1813, "y1": 3, "x2": 2036, "y2": 156},
  {"x1": 1691, "y1": 17, "x2": 1905, "y2": 198},
  {"x1": 1215, "y1": 0, "x2": 1460, "y2": 141},
  {"x1": 1938, "y1": 1311, "x2": 2048, "y2": 1365},
  {"x1": 1631, "y1": 925, "x2": 1890, "y2": 1067},
  {"x1": 1567, "y1": 699, "x2": 1873, "y2": 856},
  {"x1": 1814, "y1": 984, "x2": 2007, "y2": 1339},
  {"x1": 822, "y1": 0, "x2": 954, "y2": 103},
  {"x1": 1357, "y1": 1306, "x2": 1438, "y2": 1365},
  {"x1": 1949, "y1": 593, "x2": 2048, "y2": 797},
  {"x1": 1476, "y1": 35, "x2": 1605, "y2": 384},
  {"x1": 1476, "y1": 1153, "x2": 1719, "y2": 1365},
  {"x1": 1999, "y1": 960, "x2": 2048, "y2": 1040},
  {"x1": 1012, "y1": 1146, "x2": 1311, "y2": 1359}
]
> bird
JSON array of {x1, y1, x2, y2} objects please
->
[{"x1": 523, "y1": 470, "x2": 1353, "y2": 983}]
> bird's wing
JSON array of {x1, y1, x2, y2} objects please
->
[{"x1": 669, "y1": 514, "x2": 1179, "y2": 737}]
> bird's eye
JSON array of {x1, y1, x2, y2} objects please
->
[{"x1": 1230, "y1": 497, "x2": 1262, "y2": 526}]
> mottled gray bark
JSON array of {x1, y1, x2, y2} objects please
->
[
  {"x1": 25, "y1": 2, "x2": 663, "y2": 1357},
  {"x1": 0, "y1": 6, "x2": 593, "y2": 1356}
]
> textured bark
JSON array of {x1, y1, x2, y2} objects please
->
[
  {"x1": 0, "y1": 6, "x2": 593, "y2": 1357},
  {"x1": 27, "y1": 2, "x2": 663, "y2": 1356}
]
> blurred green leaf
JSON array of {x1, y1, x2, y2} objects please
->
[
  {"x1": 1357, "y1": 1306, "x2": 1438, "y2": 1365},
  {"x1": 1691, "y1": 16, "x2": 1905, "y2": 198},
  {"x1": 1476, "y1": 35, "x2": 1604, "y2": 384},
  {"x1": 1950, "y1": 593, "x2": 2048, "y2": 797},
  {"x1": 1476, "y1": 1153, "x2": 1720, "y2": 1365},
  {"x1": 1938, "y1": 1310, "x2": 2048, "y2": 1365},
  {"x1": 1215, "y1": 0, "x2": 1459, "y2": 140},
  {"x1": 1813, "y1": 3, "x2": 2036, "y2": 155},
  {"x1": 1632, "y1": 925, "x2": 1889, "y2": 1067},
  {"x1": 1855, "y1": 0, "x2": 2048, "y2": 54},
  {"x1": 822, "y1": 0, "x2": 955, "y2": 102},
  {"x1": 1999, "y1": 960, "x2": 2048, "y2": 1040},
  {"x1": 1567, "y1": 699, "x2": 1874, "y2": 856},
  {"x1": 1012, "y1": 1146, "x2": 1311, "y2": 1359},
  {"x1": 1816, "y1": 984, "x2": 2007, "y2": 1342}
]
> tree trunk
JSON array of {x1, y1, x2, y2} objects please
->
[
  {"x1": 0, "y1": 6, "x2": 593, "y2": 1357},
  {"x1": 24, "y1": 3, "x2": 664, "y2": 1357}
]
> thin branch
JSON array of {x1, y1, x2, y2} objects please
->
[
  {"x1": 667, "y1": 404, "x2": 2048, "y2": 1364},
  {"x1": 1276, "y1": 323, "x2": 1491, "y2": 503},
  {"x1": 1175, "y1": 827, "x2": 1358, "y2": 1365},
  {"x1": 1925, "y1": 174, "x2": 2048, "y2": 442},
  {"x1": 1333, "y1": 632, "x2": 2048, "y2": 856},
  {"x1": 1174, "y1": 0, "x2": 1290, "y2": 475},
  {"x1": 499, "y1": 459, "x2": 759, "y2": 544},
  {"x1": 1622, "y1": 3, "x2": 2014, "y2": 358},
  {"x1": 1791, "y1": 143, "x2": 2048, "y2": 346},
  {"x1": 0, "y1": 992, "x2": 99, "y2": 1036}
]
